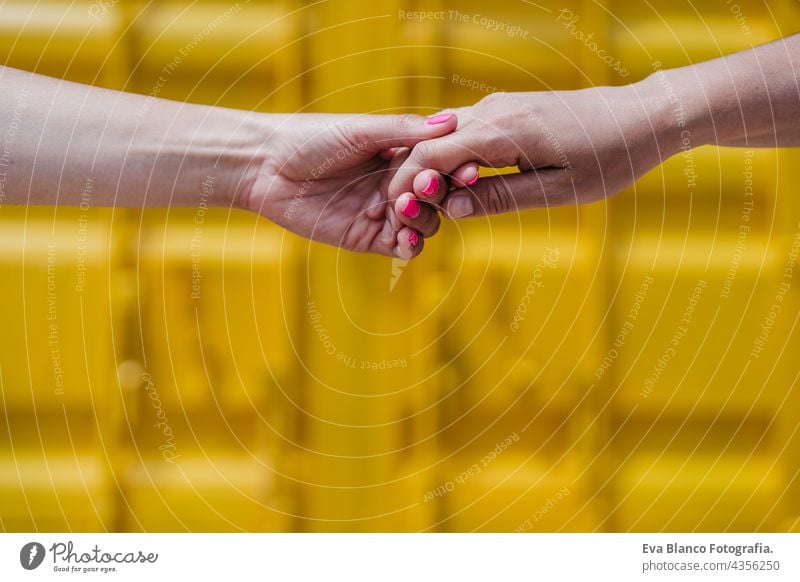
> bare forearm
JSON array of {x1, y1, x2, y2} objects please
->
[
  {"x1": 644, "y1": 34, "x2": 800, "y2": 155},
  {"x1": 0, "y1": 66, "x2": 265, "y2": 211}
]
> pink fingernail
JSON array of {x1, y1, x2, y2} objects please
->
[
  {"x1": 401, "y1": 197, "x2": 420, "y2": 218},
  {"x1": 421, "y1": 176, "x2": 438, "y2": 197},
  {"x1": 426, "y1": 113, "x2": 455, "y2": 125},
  {"x1": 408, "y1": 230, "x2": 419, "y2": 246},
  {"x1": 466, "y1": 170, "x2": 479, "y2": 186}
]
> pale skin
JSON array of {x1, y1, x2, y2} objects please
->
[
  {"x1": 0, "y1": 65, "x2": 459, "y2": 258},
  {"x1": 2, "y1": 36, "x2": 798, "y2": 260},
  {"x1": 390, "y1": 35, "x2": 800, "y2": 239}
]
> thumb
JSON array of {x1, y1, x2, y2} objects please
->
[
  {"x1": 348, "y1": 112, "x2": 458, "y2": 152},
  {"x1": 443, "y1": 170, "x2": 572, "y2": 218}
]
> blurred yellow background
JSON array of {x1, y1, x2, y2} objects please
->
[{"x1": 1, "y1": 0, "x2": 799, "y2": 532}]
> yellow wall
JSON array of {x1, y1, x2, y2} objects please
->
[{"x1": 1, "y1": 0, "x2": 798, "y2": 532}]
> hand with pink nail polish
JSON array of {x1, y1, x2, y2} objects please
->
[
  {"x1": 388, "y1": 87, "x2": 676, "y2": 223},
  {"x1": 387, "y1": 156, "x2": 479, "y2": 238},
  {"x1": 391, "y1": 37, "x2": 800, "y2": 224},
  {"x1": 246, "y1": 112, "x2": 457, "y2": 257}
]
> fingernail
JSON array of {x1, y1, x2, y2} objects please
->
[
  {"x1": 447, "y1": 196, "x2": 474, "y2": 219},
  {"x1": 368, "y1": 188, "x2": 381, "y2": 207},
  {"x1": 393, "y1": 245, "x2": 411, "y2": 260},
  {"x1": 421, "y1": 176, "x2": 438, "y2": 197},
  {"x1": 426, "y1": 113, "x2": 455, "y2": 125},
  {"x1": 381, "y1": 219, "x2": 394, "y2": 242},
  {"x1": 408, "y1": 230, "x2": 419, "y2": 246},
  {"x1": 401, "y1": 197, "x2": 420, "y2": 218},
  {"x1": 466, "y1": 170, "x2": 479, "y2": 186}
]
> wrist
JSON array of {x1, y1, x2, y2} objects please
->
[
  {"x1": 126, "y1": 97, "x2": 271, "y2": 211},
  {"x1": 206, "y1": 108, "x2": 272, "y2": 213},
  {"x1": 166, "y1": 103, "x2": 272, "y2": 212},
  {"x1": 638, "y1": 66, "x2": 714, "y2": 160}
]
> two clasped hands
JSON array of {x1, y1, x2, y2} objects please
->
[
  {"x1": 0, "y1": 36, "x2": 796, "y2": 240},
  {"x1": 247, "y1": 34, "x2": 799, "y2": 259},
  {"x1": 247, "y1": 86, "x2": 665, "y2": 260},
  {"x1": 250, "y1": 82, "x2": 674, "y2": 259}
]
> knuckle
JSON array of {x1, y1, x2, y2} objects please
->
[
  {"x1": 483, "y1": 113, "x2": 508, "y2": 131},
  {"x1": 395, "y1": 113, "x2": 421, "y2": 132},
  {"x1": 480, "y1": 91, "x2": 508, "y2": 106},
  {"x1": 410, "y1": 140, "x2": 436, "y2": 167},
  {"x1": 483, "y1": 180, "x2": 515, "y2": 215},
  {"x1": 330, "y1": 121, "x2": 358, "y2": 146}
]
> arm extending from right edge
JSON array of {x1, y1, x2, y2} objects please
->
[
  {"x1": 651, "y1": 33, "x2": 800, "y2": 150},
  {"x1": 387, "y1": 34, "x2": 800, "y2": 227}
]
